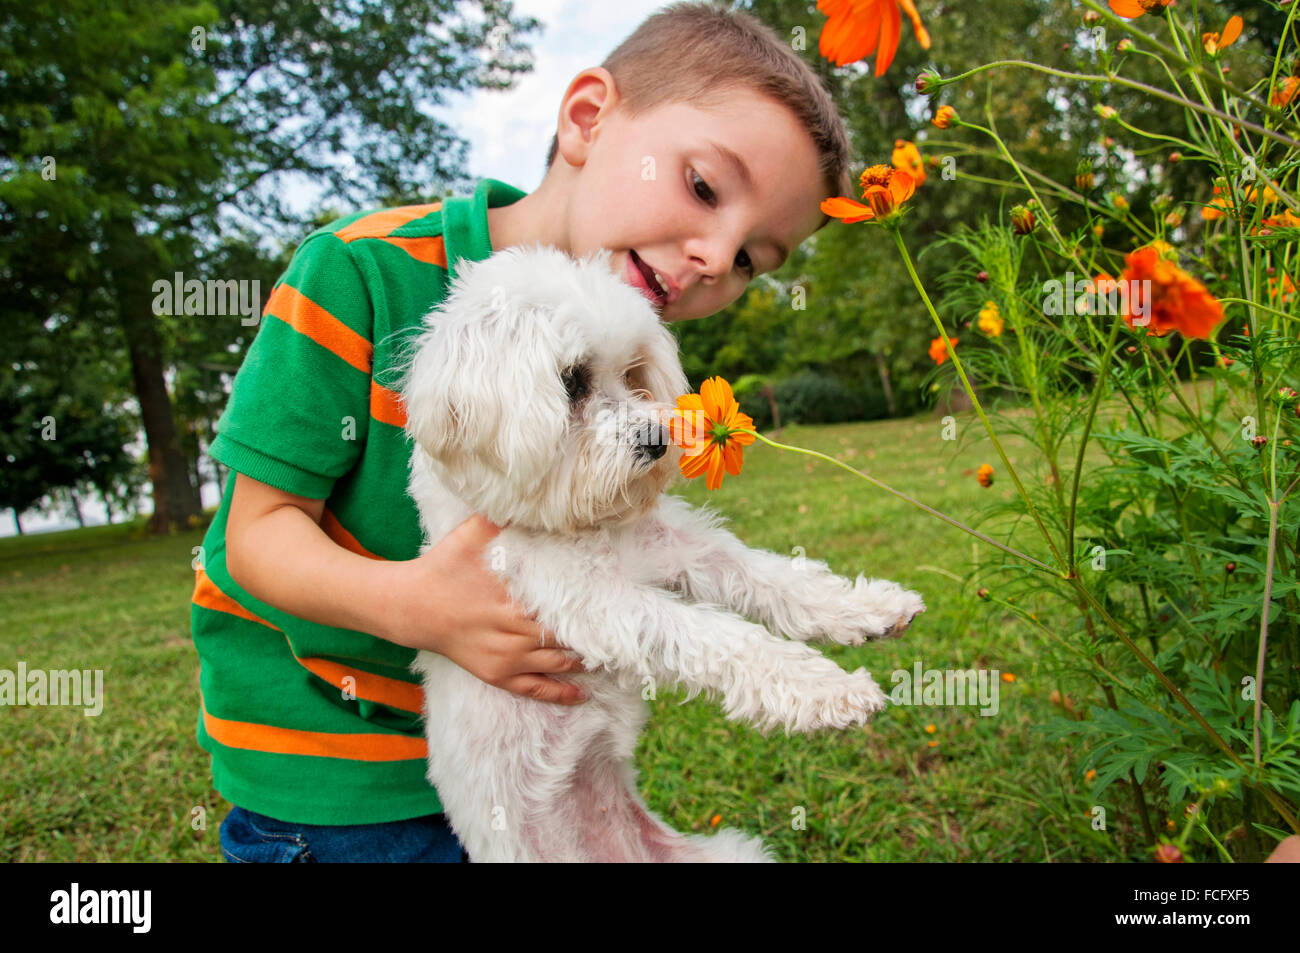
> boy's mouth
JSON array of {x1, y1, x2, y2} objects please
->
[{"x1": 626, "y1": 250, "x2": 674, "y2": 313}]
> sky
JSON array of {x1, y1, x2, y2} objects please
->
[
  {"x1": 444, "y1": 0, "x2": 673, "y2": 194},
  {"x1": 10, "y1": 0, "x2": 675, "y2": 535}
]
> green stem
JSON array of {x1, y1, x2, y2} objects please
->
[
  {"x1": 732, "y1": 429, "x2": 1063, "y2": 578},
  {"x1": 1076, "y1": 0, "x2": 1281, "y2": 118},
  {"x1": 889, "y1": 226, "x2": 1071, "y2": 575},
  {"x1": 938, "y1": 60, "x2": 1300, "y2": 152}
]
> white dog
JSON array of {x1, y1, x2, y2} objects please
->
[{"x1": 398, "y1": 244, "x2": 925, "y2": 862}]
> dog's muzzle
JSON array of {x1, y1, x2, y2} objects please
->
[{"x1": 633, "y1": 422, "x2": 669, "y2": 461}]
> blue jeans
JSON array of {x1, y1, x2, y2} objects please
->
[{"x1": 219, "y1": 805, "x2": 469, "y2": 863}]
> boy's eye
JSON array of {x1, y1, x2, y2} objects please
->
[
  {"x1": 690, "y1": 168, "x2": 715, "y2": 204},
  {"x1": 690, "y1": 168, "x2": 756, "y2": 278}
]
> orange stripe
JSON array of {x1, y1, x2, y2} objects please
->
[
  {"x1": 376, "y1": 235, "x2": 448, "y2": 266},
  {"x1": 264, "y1": 283, "x2": 372, "y2": 374},
  {"x1": 193, "y1": 566, "x2": 420, "y2": 715},
  {"x1": 200, "y1": 687, "x2": 427, "y2": 761},
  {"x1": 320, "y1": 508, "x2": 383, "y2": 561},
  {"x1": 334, "y1": 204, "x2": 442, "y2": 243},
  {"x1": 192, "y1": 567, "x2": 281, "y2": 631},
  {"x1": 370, "y1": 379, "x2": 407, "y2": 429},
  {"x1": 294, "y1": 656, "x2": 425, "y2": 715}
]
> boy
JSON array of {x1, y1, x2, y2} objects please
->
[{"x1": 192, "y1": 0, "x2": 853, "y2": 863}]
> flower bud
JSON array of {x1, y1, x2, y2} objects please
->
[
  {"x1": 1164, "y1": 210, "x2": 1184, "y2": 228},
  {"x1": 1083, "y1": 10, "x2": 1101, "y2": 24},
  {"x1": 932, "y1": 105, "x2": 957, "y2": 129},
  {"x1": 976, "y1": 270, "x2": 989, "y2": 283},
  {"x1": 1155, "y1": 844, "x2": 1184, "y2": 863},
  {"x1": 1011, "y1": 205, "x2": 1036, "y2": 235},
  {"x1": 1226, "y1": 562, "x2": 1236, "y2": 573},
  {"x1": 1111, "y1": 193, "x2": 1129, "y2": 212},
  {"x1": 1096, "y1": 104, "x2": 1117, "y2": 120},
  {"x1": 1169, "y1": 151, "x2": 1182, "y2": 163},
  {"x1": 1075, "y1": 158, "x2": 1094, "y2": 191},
  {"x1": 915, "y1": 71, "x2": 941, "y2": 95},
  {"x1": 977, "y1": 587, "x2": 990, "y2": 600},
  {"x1": 1252, "y1": 435, "x2": 1268, "y2": 449},
  {"x1": 1116, "y1": 38, "x2": 1133, "y2": 52}
]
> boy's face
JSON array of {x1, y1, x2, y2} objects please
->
[{"x1": 555, "y1": 72, "x2": 829, "y2": 323}]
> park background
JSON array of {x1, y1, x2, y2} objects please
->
[{"x1": 3, "y1": 0, "x2": 1298, "y2": 862}]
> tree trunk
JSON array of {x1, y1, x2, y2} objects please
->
[
  {"x1": 874, "y1": 351, "x2": 897, "y2": 417},
  {"x1": 109, "y1": 218, "x2": 202, "y2": 535},
  {"x1": 69, "y1": 489, "x2": 85, "y2": 528},
  {"x1": 12, "y1": 509, "x2": 22, "y2": 536}
]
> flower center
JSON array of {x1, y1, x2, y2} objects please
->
[{"x1": 859, "y1": 164, "x2": 894, "y2": 190}]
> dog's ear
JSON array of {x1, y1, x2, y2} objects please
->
[{"x1": 400, "y1": 283, "x2": 567, "y2": 481}]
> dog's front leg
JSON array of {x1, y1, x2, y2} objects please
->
[
  {"x1": 640, "y1": 494, "x2": 926, "y2": 646},
  {"x1": 546, "y1": 575, "x2": 894, "y2": 735}
]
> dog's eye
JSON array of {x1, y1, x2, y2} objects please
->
[{"x1": 561, "y1": 365, "x2": 590, "y2": 403}]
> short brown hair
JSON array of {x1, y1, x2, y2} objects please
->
[{"x1": 544, "y1": 1, "x2": 854, "y2": 231}]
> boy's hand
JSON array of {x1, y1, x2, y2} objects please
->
[{"x1": 384, "y1": 514, "x2": 588, "y2": 705}]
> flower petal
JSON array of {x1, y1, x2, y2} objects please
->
[
  {"x1": 821, "y1": 195, "x2": 877, "y2": 223},
  {"x1": 1220, "y1": 15, "x2": 1242, "y2": 48}
]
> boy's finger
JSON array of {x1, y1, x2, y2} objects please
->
[
  {"x1": 504, "y1": 675, "x2": 587, "y2": 705},
  {"x1": 527, "y1": 647, "x2": 587, "y2": 673}
]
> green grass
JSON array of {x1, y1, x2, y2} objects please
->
[{"x1": 0, "y1": 404, "x2": 1156, "y2": 862}]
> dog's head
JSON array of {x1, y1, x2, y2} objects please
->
[{"x1": 398, "y1": 244, "x2": 689, "y2": 533}]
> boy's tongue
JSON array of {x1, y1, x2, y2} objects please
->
[{"x1": 629, "y1": 250, "x2": 662, "y2": 307}]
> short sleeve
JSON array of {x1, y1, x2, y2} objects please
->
[{"x1": 210, "y1": 233, "x2": 375, "y2": 500}]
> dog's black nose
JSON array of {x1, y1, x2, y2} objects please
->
[{"x1": 634, "y1": 424, "x2": 669, "y2": 460}]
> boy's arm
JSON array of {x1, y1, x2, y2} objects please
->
[{"x1": 225, "y1": 472, "x2": 587, "y2": 704}]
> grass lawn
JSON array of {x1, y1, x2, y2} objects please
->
[{"x1": 1, "y1": 401, "x2": 1164, "y2": 862}]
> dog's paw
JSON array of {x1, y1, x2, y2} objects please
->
[
  {"x1": 799, "y1": 667, "x2": 890, "y2": 732},
  {"x1": 811, "y1": 577, "x2": 926, "y2": 646},
  {"x1": 755, "y1": 667, "x2": 890, "y2": 734}
]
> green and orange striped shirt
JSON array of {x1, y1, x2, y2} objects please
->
[{"x1": 190, "y1": 177, "x2": 527, "y2": 825}]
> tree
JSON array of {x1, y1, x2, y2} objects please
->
[{"x1": 0, "y1": 0, "x2": 540, "y2": 532}]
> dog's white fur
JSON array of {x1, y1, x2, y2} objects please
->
[{"x1": 398, "y1": 244, "x2": 926, "y2": 862}]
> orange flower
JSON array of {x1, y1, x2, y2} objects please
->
[
  {"x1": 817, "y1": 0, "x2": 931, "y2": 76},
  {"x1": 892, "y1": 139, "x2": 926, "y2": 187},
  {"x1": 1001, "y1": 672, "x2": 1016, "y2": 683},
  {"x1": 670, "y1": 376, "x2": 756, "y2": 491},
  {"x1": 929, "y1": 334, "x2": 957, "y2": 364},
  {"x1": 1085, "y1": 769, "x2": 1097, "y2": 782},
  {"x1": 932, "y1": 105, "x2": 956, "y2": 129},
  {"x1": 1272, "y1": 76, "x2": 1300, "y2": 108},
  {"x1": 1108, "y1": 0, "x2": 1172, "y2": 18},
  {"x1": 821, "y1": 165, "x2": 916, "y2": 225},
  {"x1": 1202, "y1": 15, "x2": 1242, "y2": 56},
  {"x1": 709, "y1": 813, "x2": 722, "y2": 827},
  {"x1": 1269, "y1": 273, "x2": 1296, "y2": 304},
  {"x1": 1260, "y1": 211, "x2": 1300, "y2": 231},
  {"x1": 977, "y1": 463, "x2": 994, "y2": 487},
  {"x1": 1201, "y1": 184, "x2": 1230, "y2": 221},
  {"x1": 925, "y1": 723, "x2": 936, "y2": 734},
  {"x1": 1095, "y1": 243, "x2": 1224, "y2": 339}
]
